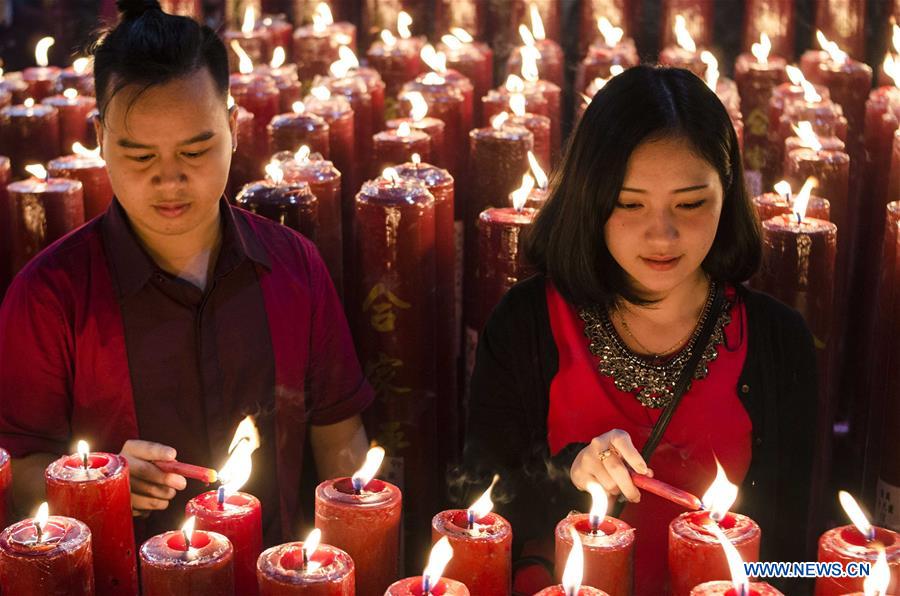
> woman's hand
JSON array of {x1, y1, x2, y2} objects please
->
[
  {"x1": 119, "y1": 440, "x2": 187, "y2": 516},
  {"x1": 570, "y1": 429, "x2": 652, "y2": 503}
]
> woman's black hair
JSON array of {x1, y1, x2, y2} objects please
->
[
  {"x1": 91, "y1": 0, "x2": 229, "y2": 124},
  {"x1": 525, "y1": 64, "x2": 761, "y2": 307}
]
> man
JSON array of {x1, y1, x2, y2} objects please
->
[{"x1": 0, "y1": 1, "x2": 373, "y2": 543}]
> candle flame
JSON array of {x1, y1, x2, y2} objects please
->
[
  {"x1": 839, "y1": 490, "x2": 876, "y2": 541},
  {"x1": 181, "y1": 516, "x2": 196, "y2": 548},
  {"x1": 397, "y1": 11, "x2": 413, "y2": 40},
  {"x1": 884, "y1": 53, "x2": 899, "y2": 88},
  {"x1": 816, "y1": 30, "x2": 848, "y2": 65},
  {"x1": 505, "y1": 74, "x2": 526, "y2": 94},
  {"x1": 527, "y1": 150, "x2": 548, "y2": 189},
  {"x1": 529, "y1": 3, "x2": 545, "y2": 41},
  {"x1": 441, "y1": 34, "x2": 463, "y2": 50},
  {"x1": 34, "y1": 502, "x2": 49, "y2": 541},
  {"x1": 405, "y1": 91, "x2": 428, "y2": 121},
  {"x1": 422, "y1": 537, "x2": 454, "y2": 593},
  {"x1": 674, "y1": 15, "x2": 696, "y2": 53},
  {"x1": 467, "y1": 474, "x2": 499, "y2": 523},
  {"x1": 35, "y1": 37, "x2": 55, "y2": 68},
  {"x1": 708, "y1": 521, "x2": 750, "y2": 594},
  {"x1": 63, "y1": 88, "x2": 78, "y2": 100},
  {"x1": 310, "y1": 85, "x2": 331, "y2": 101},
  {"x1": 381, "y1": 168, "x2": 401, "y2": 184},
  {"x1": 412, "y1": 153, "x2": 421, "y2": 165},
  {"x1": 792, "y1": 121, "x2": 823, "y2": 151},
  {"x1": 351, "y1": 446, "x2": 385, "y2": 491},
  {"x1": 864, "y1": 545, "x2": 890, "y2": 596},
  {"x1": 313, "y1": 2, "x2": 333, "y2": 32},
  {"x1": 302, "y1": 528, "x2": 322, "y2": 570},
  {"x1": 265, "y1": 160, "x2": 284, "y2": 184},
  {"x1": 520, "y1": 45, "x2": 541, "y2": 83},
  {"x1": 338, "y1": 45, "x2": 360, "y2": 69},
  {"x1": 397, "y1": 121, "x2": 412, "y2": 137},
  {"x1": 774, "y1": 180, "x2": 792, "y2": 200},
  {"x1": 518, "y1": 24, "x2": 536, "y2": 48},
  {"x1": 700, "y1": 51, "x2": 719, "y2": 90},
  {"x1": 586, "y1": 481, "x2": 608, "y2": 529},
  {"x1": 597, "y1": 17, "x2": 624, "y2": 47},
  {"x1": 786, "y1": 65, "x2": 803, "y2": 86},
  {"x1": 420, "y1": 44, "x2": 447, "y2": 74},
  {"x1": 450, "y1": 27, "x2": 473, "y2": 43},
  {"x1": 893, "y1": 23, "x2": 900, "y2": 54},
  {"x1": 701, "y1": 458, "x2": 738, "y2": 522},
  {"x1": 380, "y1": 29, "x2": 397, "y2": 47},
  {"x1": 421, "y1": 72, "x2": 446, "y2": 85},
  {"x1": 329, "y1": 57, "x2": 351, "y2": 78},
  {"x1": 218, "y1": 415, "x2": 260, "y2": 497},
  {"x1": 230, "y1": 40, "x2": 254, "y2": 75},
  {"x1": 77, "y1": 439, "x2": 89, "y2": 459},
  {"x1": 270, "y1": 47, "x2": 286, "y2": 69},
  {"x1": 73, "y1": 142, "x2": 101, "y2": 158},
  {"x1": 509, "y1": 93, "x2": 526, "y2": 116},
  {"x1": 227, "y1": 94, "x2": 236, "y2": 109},
  {"x1": 72, "y1": 57, "x2": 90, "y2": 75},
  {"x1": 491, "y1": 111, "x2": 509, "y2": 130},
  {"x1": 792, "y1": 177, "x2": 817, "y2": 222},
  {"x1": 511, "y1": 173, "x2": 535, "y2": 211},
  {"x1": 24, "y1": 98, "x2": 35, "y2": 108},
  {"x1": 294, "y1": 145, "x2": 311, "y2": 162},
  {"x1": 25, "y1": 164, "x2": 48, "y2": 180},
  {"x1": 561, "y1": 526, "x2": 584, "y2": 596},
  {"x1": 751, "y1": 33, "x2": 771, "y2": 65},
  {"x1": 800, "y1": 78, "x2": 822, "y2": 103},
  {"x1": 241, "y1": 6, "x2": 256, "y2": 35},
  {"x1": 292, "y1": 100, "x2": 306, "y2": 114}
]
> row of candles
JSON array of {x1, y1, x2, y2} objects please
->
[{"x1": 0, "y1": 426, "x2": 898, "y2": 596}]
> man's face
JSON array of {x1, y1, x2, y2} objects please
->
[{"x1": 96, "y1": 68, "x2": 236, "y2": 240}]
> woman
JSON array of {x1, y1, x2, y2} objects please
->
[{"x1": 461, "y1": 65, "x2": 818, "y2": 594}]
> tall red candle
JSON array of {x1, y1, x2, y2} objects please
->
[
  {"x1": 56, "y1": 58, "x2": 95, "y2": 97},
  {"x1": 236, "y1": 175, "x2": 318, "y2": 241},
  {"x1": 661, "y1": 0, "x2": 713, "y2": 48},
  {"x1": 659, "y1": 37, "x2": 708, "y2": 80},
  {"x1": 268, "y1": 105, "x2": 331, "y2": 156},
  {"x1": 742, "y1": 0, "x2": 794, "y2": 58},
  {"x1": 438, "y1": 34, "x2": 494, "y2": 126},
  {"x1": 255, "y1": 60, "x2": 303, "y2": 114},
  {"x1": 23, "y1": 66, "x2": 62, "y2": 103},
  {"x1": 554, "y1": 514, "x2": 634, "y2": 596},
  {"x1": 400, "y1": 75, "x2": 466, "y2": 181},
  {"x1": 0, "y1": 448, "x2": 11, "y2": 534},
  {"x1": 0, "y1": 72, "x2": 29, "y2": 105},
  {"x1": 140, "y1": 525, "x2": 235, "y2": 596},
  {"x1": 42, "y1": 91, "x2": 96, "y2": 157},
  {"x1": 230, "y1": 73, "x2": 281, "y2": 139},
  {"x1": 431, "y1": 507, "x2": 511, "y2": 594},
  {"x1": 259, "y1": 15, "x2": 293, "y2": 57},
  {"x1": 366, "y1": 34, "x2": 425, "y2": 96},
  {"x1": 0, "y1": 510, "x2": 94, "y2": 595},
  {"x1": 576, "y1": 35, "x2": 639, "y2": 97},
  {"x1": 347, "y1": 65, "x2": 386, "y2": 132},
  {"x1": 785, "y1": 147, "x2": 850, "y2": 242},
  {"x1": 691, "y1": 581, "x2": 783, "y2": 595},
  {"x1": 224, "y1": 26, "x2": 271, "y2": 74},
  {"x1": 325, "y1": 73, "x2": 375, "y2": 185},
  {"x1": 508, "y1": 109, "x2": 551, "y2": 171},
  {"x1": 508, "y1": 34, "x2": 564, "y2": 90},
  {"x1": 815, "y1": 525, "x2": 900, "y2": 594},
  {"x1": 45, "y1": 449, "x2": 138, "y2": 595},
  {"x1": 371, "y1": 125, "x2": 431, "y2": 176},
  {"x1": 386, "y1": 113, "x2": 447, "y2": 172},
  {"x1": 814, "y1": 0, "x2": 866, "y2": 60},
  {"x1": 0, "y1": 101, "x2": 60, "y2": 178},
  {"x1": 292, "y1": 13, "x2": 356, "y2": 82},
  {"x1": 48, "y1": 152, "x2": 114, "y2": 220},
  {"x1": 257, "y1": 536, "x2": 355, "y2": 595},
  {"x1": 577, "y1": 0, "x2": 629, "y2": 58}
]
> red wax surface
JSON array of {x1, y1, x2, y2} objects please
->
[
  {"x1": 23, "y1": 66, "x2": 62, "y2": 102},
  {"x1": 742, "y1": 0, "x2": 794, "y2": 58},
  {"x1": 534, "y1": 586, "x2": 609, "y2": 596},
  {"x1": 187, "y1": 490, "x2": 263, "y2": 596},
  {"x1": 400, "y1": 77, "x2": 466, "y2": 179},
  {"x1": 257, "y1": 541, "x2": 354, "y2": 595},
  {"x1": 784, "y1": 134, "x2": 846, "y2": 157},
  {"x1": 431, "y1": 510, "x2": 512, "y2": 595},
  {"x1": 7, "y1": 176, "x2": 84, "y2": 274},
  {"x1": 753, "y1": 192, "x2": 831, "y2": 222},
  {"x1": 575, "y1": 40, "x2": 640, "y2": 96},
  {"x1": 140, "y1": 529, "x2": 234, "y2": 596},
  {"x1": 230, "y1": 73, "x2": 281, "y2": 139},
  {"x1": 371, "y1": 127, "x2": 431, "y2": 176},
  {"x1": 777, "y1": 99, "x2": 848, "y2": 150},
  {"x1": 577, "y1": 0, "x2": 629, "y2": 56},
  {"x1": 350, "y1": 66, "x2": 386, "y2": 132},
  {"x1": 661, "y1": 0, "x2": 713, "y2": 47},
  {"x1": 236, "y1": 179, "x2": 318, "y2": 241},
  {"x1": 42, "y1": 94, "x2": 96, "y2": 156},
  {"x1": 292, "y1": 22, "x2": 356, "y2": 82},
  {"x1": 668, "y1": 511, "x2": 761, "y2": 596},
  {"x1": 691, "y1": 580, "x2": 784, "y2": 595},
  {"x1": 366, "y1": 39, "x2": 425, "y2": 96},
  {"x1": 48, "y1": 154, "x2": 113, "y2": 220},
  {"x1": 254, "y1": 63, "x2": 302, "y2": 114},
  {"x1": 314, "y1": 478, "x2": 402, "y2": 596},
  {"x1": 268, "y1": 111, "x2": 331, "y2": 156},
  {"x1": 0, "y1": 102, "x2": 60, "y2": 177},
  {"x1": 0, "y1": 448, "x2": 9, "y2": 530},
  {"x1": 0, "y1": 515, "x2": 94, "y2": 594},
  {"x1": 507, "y1": 39, "x2": 565, "y2": 88},
  {"x1": 45, "y1": 452, "x2": 137, "y2": 595},
  {"x1": 384, "y1": 576, "x2": 470, "y2": 596},
  {"x1": 437, "y1": 69, "x2": 475, "y2": 142},
  {"x1": 56, "y1": 68, "x2": 95, "y2": 97},
  {"x1": 386, "y1": 117, "x2": 446, "y2": 172},
  {"x1": 260, "y1": 15, "x2": 294, "y2": 56},
  {"x1": 224, "y1": 29, "x2": 271, "y2": 73},
  {"x1": 554, "y1": 514, "x2": 634, "y2": 596},
  {"x1": 814, "y1": 525, "x2": 900, "y2": 594},
  {"x1": 482, "y1": 87, "x2": 549, "y2": 126}
]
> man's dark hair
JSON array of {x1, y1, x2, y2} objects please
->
[
  {"x1": 92, "y1": 0, "x2": 229, "y2": 123},
  {"x1": 525, "y1": 64, "x2": 761, "y2": 307}
]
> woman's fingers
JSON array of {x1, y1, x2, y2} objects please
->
[
  {"x1": 608, "y1": 430, "x2": 649, "y2": 475},
  {"x1": 603, "y1": 453, "x2": 641, "y2": 502},
  {"x1": 131, "y1": 492, "x2": 170, "y2": 512},
  {"x1": 126, "y1": 457, "x2": 186, "y2": 490},
  {"x1": 130, "y1": 477, "x2": 176, "y2": 500}
]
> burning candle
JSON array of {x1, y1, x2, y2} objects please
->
[
  {"x1": 420, "y1": 45, "x2": 476, "y2": 151},
  {"x1": 517, "y1": 49, "x2": 562, "y2": 165},
  {"x1": 538, "y1": 527, "x2": 610, "y2": 596},
  {"x1": 754, "y1": 179, "x2": 831, "y2": 222},
  {"x1": 268, "y1": 101, "x2": 331, "y2": 157},
  {"x1": 400, "y1": 72, "x2": 466, "y2": 183},
  {"x1": 554, "y1": 483, "x2": 634, "y2": 596},
  {"x1": 0, "y1": 448, "x2": 10, "y2": 536},
  {"x1": 224, "y1": 6, "x2": 271, "y2": 73},
  {"x1": 256, "y1": 48, "x2": 303, "y2": 114},
  {"x1": 257, "y1": 528, "x2": 355, "y2": 595},
  {"x1": 372, "y1": 122, "x2": 431, "y2": 176},
  {"x1": 259, "y1": 15, "x2": 293, "y2": 58},
  {"x1": 815, "y1": 491, "x2": 900, "y2": 594},
  {"x1": 329, "y1": 45, "x2": 386, "y2": 135},
  {"x1": 690, "y1": 519, "x2": 783, "y2": 595},
  {"x1": 366, "y1": 12, "x2": 426, "y2": 96},
  {"x1": 506, "y1": 92, "x2": 551, "y2": 171},
  {"x1": 228, "y1": 100, "x2": 263, "y2": 198},
  {"x1": 438, "y1": 28, "x2": 494, "y2": 126},
  {"x1": 140, "y1": 516, "x2": 235, "y2": 596},
  {"x1": 659, "y1": 15, "x2": 708, "y2": 78},
  {"x1": 315, "y1": 446, "x2": 402, "y2": 596},
  {"x1": 483, "y1": 75, "x2": 549, "y2": 126},
  {"x1": 661, "y1": 1, "x2": 713, "y2": 49},
  {"x1": 388, "y1": 93, "x2": 447, "y2": 171},
  {"x1": 57, "y1": 57, "x2": 94, "y2": 97},
  {"x1": 742, "y1": 0, "x2": 794, "y2": 59},
  {"x1": 23, "y1": 37, "x2": 61, "y2": 102},
  {"x1": 42, "y1": 88, "x2": 96, "y2": 157},
  {"x1": 7, "y1": 164, "x2": 84, "y2": 274},
  {"x1": 322, "y1": 70, "x2": 375, "y2": 186},
  {"x1": 48, "y1": 142, "x2": 114, "y2": 220},
  {"x1": 45, "y1": 440, "x2": 138, "y2": 595},
  {"x1": 668, "y1": 461, "x2": 761, "y2": 596},
  {"x1": 578, "y1": 1, "x2": 629, "y2": 57},
  {"x1": 814, "y1": 0, "x2": 866, "y2": 60},
  {"x1": 385, "y1": 537, "x2": 470, "y2": 596},
  {"x1": 575, "y1": 18, "x2": 638, "y2": 97},
  {"x1": 229, "y1": 46, "x2": 281, "y2": 140},
  {"x1": 236, "y1": 159, "x2": 319, "y2": 241},
  {"x1": 293, "y1": 3, "x2": 356, "y2": 82},
  {"x1": 0, "y1": 98, "x2": 60, "y2": 178},
  {"x1": 186, "y1": 416, "x2": 263, "y2": 596},
  {"x1": 507, "y1": 7, "x2": 564, "y2": 88},
  {"x1": 863, "y1": 59, "x2": 900, "y2": 211},
  {"x1": 0, "y1": 503, "x2": 94, "y2": 594}
]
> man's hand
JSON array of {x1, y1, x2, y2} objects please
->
[{"x1": 119, "y1": 440, "x2": 186, "y2": 516}]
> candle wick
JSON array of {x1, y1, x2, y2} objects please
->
[
  {"x1": 182, "y1": 529, "x2": 191, "y2": 551},
  {"x1": 422, "y1": 576, "x2": 432, "y2": 595},
  {"x1": 302, "y1": 547, "x2": 309, "y2": 569},
  {"x1": 34, "y1": 522, "x2": 43, "y2": 544},
  {"x1": 217, "y1": 486, "x2": 226, "y2": 509},
  {"x1": 795, "y1": 212, "x2": 802, "y2": 225},
  {"x1": 82, "y1": 453, "x2": 89, "y2": 470}
]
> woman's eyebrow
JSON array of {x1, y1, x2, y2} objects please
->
[{"x1": 620, "y1": 184, "x2": 709, "y2": 193}]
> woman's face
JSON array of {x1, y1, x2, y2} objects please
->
[{"x1": 604, "y1": 136, "x2": 724, "y2": 299}]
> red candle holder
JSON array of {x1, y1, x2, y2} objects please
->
[
  {"x1": 48, "y1": 154, "x2": 114, "y2": 220},
  {"x1": 371, "y1": 126, "x2": 431, "y2": 176},
  {"x1": 257, "y1": 541, "x2": 355, "y2": 595},
  {"x1": 575, "y1": 40, "x2": 639, "y2": 96},
  {"x1": 45, "y1": 451, "x2": 138, "y2": 596},
  {"x1": 314, "y1": 478, "x2": 402, "y2": 596},
  {"x1": 7, "y1": 175, "x2": 84, "y2": 274},
  {"x1": 0, "y1": 102, "x2": 60, "y2": 178},
  {"x1": 742, "y1": 0, "x2": 794, "y2": 58},
  {"x1": 23, "y1": 66, "x2": 62, "y2": 102},
  {"x1": 236, "y1": 178, "x2": 318, "y2": 240},
  {"x1": 815, "y1": 525, "x2": 900, "y2": 594},
  {"x1": 41, "y1": 93, "x2": 96, "y2": 157},
  {"x1": 230, "y1": 73, "x2": 281, "y2": 139},
  {"x1": 668, "y1": 511, "x2": 762, "y2": 596},
  {"x1": 292, "y1": 22, "x2": 356, "y2": 82},
  {"x1": 268, "y1": 110, "x2": 330, "y2": 156},
  {"x1": 186, "y1": 490, "x2": 263, "y2": 596},
  {"x1": 0, "y1": 514, "x2": 94, "y2": 594},
  {"x1": 753, "y1": 192, "x2": 831, "y2": 222},
  {"x1": 691, "y1": 580, "x2": 784, "y2": 595},
  {"x1": 554, "y1": 514, "x2": 635, "y2": 596},
  {"x1": 386, "y1": 116, "x2": 446, "y2": 172},
  {"x1": 431, "y1": 510, "x2": 512, "y2": 595},
  {"x1": 140, "y1": 529, "x2": 234, "y2": 596},
  {"x1": 366, "y1": 38, "x2": 425, "y2": 96},
  {"x1": 0, "y1": 448, "x2": 11, "y2": 536}
]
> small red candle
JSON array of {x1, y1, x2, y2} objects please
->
[
  {"x1": 42, "y1": 89, "x2": 96, "y2": 157},
  {"x1": 400, "y1": 74, "x2": 466, "y2": 179},
  {"x1": 0, "y1": 504, "x2": 94, "y2": 595},
  {"x1": 0, "y1": 99, "x2": 60, "y2": 177},
  {"x1": 371, "y1": 122, "x2": 431, "y2": 176},
  {"x1": 23, "y1": 36, "x2": 61, "y2": 104},
  {"x1": 507, "y1": 10, "x2": 564, "y2": 88},
  {"x1": 236, "y1": 161, "x2": 319, "y2": 241},
  {"x1": 186, "y1": 416, "x2": 263, "y2": 596},
  {"x1": 45, "y1": 442, "x2": 138, "y2": 596},
  {"x1": 753, "y1": 184, "x2": 831, "y2": 223},
  {"x1": 366, "y1": 23, "x2": 425, "y2": 96},
  {"x1": 386, "y1": 95, "x2": 447, "y2": 171},
  {"x1": 540, "y1": 525, "x2": 610, "y2": 596},
  {"x1": 140, "y1": 516, "x2": 235, "y2": 596},
  {"x1": 48, "y1": 144, "x2": 114, "y2": 220},
  {"x1": 742, "y1": 0, "x2": 794, "y2": 59},
  {"x1": 268, "y1": 102, "x2": 331, "y2": 156},
  {"x1": 385, "y1": 537, "x2": 471, "y2": 596},
  {"x1": 315, "y1": 447, "x2": 402, "y2": 596},
  {"x1": 292, "y1": 4, "x2": 356, "y2": 82},
  {"x1": 257, "y1": 529, "x2": 355, "y2": 595},
  {"x1": 0, "y1": 448, "x2": 11, "y2": 536},
  {"x1": 230, "y1": 72, "x2": 281, "y2": 139},
  {"x1": 56, "y1": 57, "x2": 94, "y2": 97},
  {"x1": 224, "y1": 7, "x2": 271, "y2": 73},
  {"x1": 575, "y1": 20, "x2": 639, "y2": 96}
]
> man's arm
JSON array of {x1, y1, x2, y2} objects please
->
[
  {"x1": 309, "y1": 414, "x2": 369, "y2": 480},
  {"x1": 10, "y1": 453, "x2": 57, "y2": 518}
]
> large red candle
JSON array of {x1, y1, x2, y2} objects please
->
[
  {"x1": 236, "y1": 175, "x2": 318, "y2": 241},
  {"x1": 140, "y1": 525, "x2": 235, "y2": 596},
  {"x1": 482, "y1": 82, "x2": 549, "y2": 126},
  {"x1": 23, "y1": 66, "x2": 62, "y2": 103},
  {"x1": 0, "y1": 101, "x2": 60, "y2": 178},
  {"x1": 386, "y1": 113, "x2": 447, "y2": 172},
  {"x1": 0, "y1": 510, "x2": 94, "y2": 594},
  {"x1": 669, "y1": 511, "x2": 762, "y2": 596},
  {"x1": 431, "y1": 510, "x2": 512, "y2": 595},
  {"x1": 577, "y1": 1, "x2": 629, "y2": 58},
  {"x1": 45, "y1": 449, "x2": 138, "y2": 595},
  {"x1": 268, "y1": 105, "x2": 331, "y2": 156},
  {"x1": 230, "y1": 73, "x2": 281, "y2": 139},
  {"x1": 292, "y1": 15, "x2": 355, "y2": 82},
  {"x1": 42, "y1": 91, "x2": 96, "y2": 157},
  {"x1": 56, "y1": 58, "x2": 94, "y2": 97},
  {"x1": 659, "y1": 41, "x2": 708, "y2": 80},
  {"x1": 259, "y1": 15, "x2": 293, "y2": 57},
  {"x1": 48, "y1": 152, "x2": 114, "y2": 220},
  {"x1": 366, "y1": 34, "x2": 425, "y2": 96},
  {"x1": 347, "y1": 65, "x2": 386, "y2": 132},
  {"x1": 554, "y1": 514, "x2": 634, "y2": 596},
  {"x1": 0, "y1": 72, "x2": 30, "y2": 105},
  {"x1": 0, "y1": 448, "x2": 11, "y2": 538},
  {"x1": 814, "y1": 0, "x2": 866, "y2": 60},
  {"x1": 576, "y1": 36, "x2": 639, "y2": 97},
  {"x1": 734, "y1": 44, "x2": 788, "y2": 182},
  {"x1": 743, "y1": 0, "x2": 794, "y2": 58},
  {"x1": 661, "y1": 0, "x2": 713, "y2": 49},
  {"x1": 314, "y1": 477, "x2": 402, "y2": 596},
  {"x1": 784, "y1": 147, "x2": 850, "y2": 243},
  {"x1": 371, "y1": 124, "x2": 431, "y2": 176},
  {"x1": 815, "y1": 526, "x2": 900, "y2": 594},
  {"x1": 691, "y1": 581, "x2": 783, "y2": 595},
  {"x1": 438, "y1": 34, "x2": 494, "y2": 126},
  {"x1": 508, "y1": 35, "x2": 564, "y2": 90},
  {"x1": 325, "y1": 73, "x2": 375, "y2": 184},
  {"x1": 400, "y1": 75, "x2": 466, "y2": 183},
  {"x1": 257, "y1": 536, "x2": 355, "y2": 595},
  {"x1": 255, "y1": 60, "x2": 303, "y2": 115},
  {"x1": 508, "y1": 110, "x2": 551, "y2": 171}
]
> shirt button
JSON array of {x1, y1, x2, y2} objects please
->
[{"x1": 741, "y1": 384, "x2": 750, "y2": 394}]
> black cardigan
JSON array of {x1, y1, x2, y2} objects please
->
[{"x1": 456, "y1": 274, "x2": 819, "y2": 593}]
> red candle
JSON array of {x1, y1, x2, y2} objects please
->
[
  {"x1": 366, "y1": 32, "x2": 425, "y2": 96},
  {"x1": 576, "y1": 31, "x2": 639, "y2": 97},
  {"x1": 314, "y1": 457, "x2": 402, "y2": 596},
  {"x1": 42, "y1": 90, "x2": 96, "y2": 157},
  {"x1": 400, "y1": 75, "x2": 466, "y2": 181},
  {"x1": 236, "y1": 168, "x2": 318, "y2": 241},
  {"x1": 691, "y1": 580, "x2": 783, "y2": 595},
  {"x1": 324, "y1": 73, "x2": 375, "y2": 184},
  {"x1": 0, "y1": 448, "x2": 11, "y2": 537},
  {"x1": 224, "y1": 7, "x2": 272, "y2": 73},
  {"x1": 259, "y1": 14, "x2": 294, "y2": 57},
  {"x1": 56, "y1": 58, "x2": 94, "y2": 97},
  {"x1": 255, "y1": 56, "x2": 303, "y2": 114},
  {"x1": 863, "y1": 86, "x2": 900, "y2": 215},
  {"x1": 434, "y1": 4, "x2": 486, "y2": 41},
  {"x1": 482, "y1": 79, "x2": 549, "y2": 126},
  {"x1": 814, "y1": 0, "x2": 866, "y2": 60},
  {"x1": 268, "y1": 103, "x2": 331, "y2": 156},
  {"x1": 257, "y1": 530, "x2": 355, "y2": 595},
  {"x1": 140, "y1": 519, "x2": 235, "y2": 596},
  {"x1": 48, "y1": 149, "x2": 114, "y2": 220},
  {"x1": 23, "y1": 66, "x2": 62, "y2": 103},
  {"x1": 659, "y1": 15, "x2": 708, "y2": 80},
  {"x1": 661, "y1": 1, "x2": 713, "y2": 49},
  {"x1": 228, "y1": 103, "x2": 262, "y2": 199},
  {"x1": 516, "y1": 59, "x2": 562, "y2": 164},
  {"x1": 386, "y1": 110, "x2": 447, "y2": 172},
  {"x1": 578, "y1": 1, "x2": 629, "y2": 58},
  {"x1": 541, "y1": 525, "x2": 610, "y2": 596},
  {"x1": 508, "y1": 16, "x2": 564, "y2": 89},
  {"x1": 742, "y1": 0, "x2": 794, "y2": 59},
  {"x1": 0, "y1": 100, "x2": 60, "y2": 178},
  {"x1": 784, "y1": 145, "x2": 850, "y2": 258},
  {"x1": 0, "y1": 505, "x2": 94, "y2": 595},
  {"x1": 438, "y1": 32, "x2": 494, "y2": 126},
  {"x1": 753, "y1": 191, "x2": 831, "y2": 222},
  {"x1": 348, "y1": 65, "x2": 386, "y2": 132},
  {"x1": 7, "y1": 169, "x2": 84, "y2": 274},
  {"x1": 292, "y1": 5, "x2": 356, "y2": 82},
  {"x1": 554, "y1": 513, "x2": 634, "y2": 596},
  {"x1": 507, "y1": 102, "x2": 551, "y2": 171},
  {"x1": 230, "y1": 73, "x2": 281, "y2": 139},
  {"x1": 372, "y1": 123, "x2": 431, "y2": 176},
  {"x1": 385, "y1": 536, "x2": 471, "y2": 596},
  {"x1": 45, "y1": 445, "x2": 138, "y2": 595}
]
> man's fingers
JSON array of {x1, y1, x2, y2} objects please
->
[
  {"x1": 121, "y1": 439, "x2": 176, "y2": 462},
  {"x1": 130, "y1": 477, "x2": 176, "y2": 500},
  {"x1": 604, "y1": 455, "x2": 641, "y2": 502},
  {"x1": 131, "y1": 493, "x2": 170, "y2": 512},
  {"x1": 609, "y1": 431, "x2": 649, "y2": 474},
  {"x1": 127, "y1": 457, "x2": 186, "y2": 489}
]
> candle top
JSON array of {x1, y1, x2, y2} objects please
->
[
  {"x1": 42, "y1": 94, "x2": 96, "y2": 109},
  {"x1": 294, "y1": 19, "x2": 354, "y2": 38},
  {"x1": 229, "y1": 72, "x2": 278, "y2": 92},
  {"x1": 49, "y1": 154, "x2": 106, "y2": 170},
  {"x1": 254, "y1": 63, "x2": 299, "y2": 83},
  {"x1": 823, "y1": 525, "x2": 900, "y2": 559},
  {"x1": 275, "y1": 152, "x2": 340, "y2": 183},
  {"x1": 689, "y1": 580, "x2": 782, "y2": 595},
  {"x1": 471, "y1": 123, "x2": 533, "y2": 143},
  {"x1": 671, "y1": 510, "x2": 761, "y2": 545},
  {"x1": 367, "y1": 37, "x2": 423, "y2": 58},
  {"x1": 8, "y1": 177, "x2": 83, "y2": 195},
  {"x1": 802, "y1": 49, "x2": 873, "y2": 74},
  {"x1": 558, "y1": 513, "x2": 636, "y2": 549},
  {"x1": 325, "y1": 75, "x2": 370, "y2": 98},
  {"x1": 2, "y1": 103, "x2": 57, "y2": 118},
  {"x1": 318, "y1": 476, "x2": 401, "y2": 507},
  {"x1": 438, "y1": 40, "x2": 486, "y2": 63},
  {"x1": 434, "y1": 509, "x2": 512, "y2": 541},
  {"x1": 23, "y1": 65, "x2": 62, "y2": 80},
  {"x1": 785, "y1": 146, "x2": 850, "y2": 164},
  {"x1": 140, "y1": 529, "x2": 232, "y2": 567},
  {"x1": 302, "y1": 94, "x2": 353, "y2": 120},
  {"x1": 258, "y1": 542, "x2": 354, "y2": 584},
  {"x1": 386, "y1": 116, "x2": 445, "y2": 132},
  {"x1": 763, "y1": 213, "x2": 837, "y2": 234},
  {"x1": 735, "y1": 52, "x2": 788, "y2": 71},
  {"x1": 374, "y1": 127, "x2": 429, "y2": 144},
  {"x1": 754, "y1": 192, "x2": 830, "y2": 210},
  {"x1": 394, "y1": 162, "x2": 453, "y2": 189},
  {"x1": 509, "y1": 113, "x2": 551, "y2": 130},
  {"x1": 46, "y1": 451, "x2": 125, "y2": 482},
  {"x1": 0, "y1": 515, "x2": 89, "y2": 556},
  {"x1": 358, "y1": 177, "x2": 434, "y2": 208},
  {"x1": 190, "y1": 489, "x2": 259, "y2": 517},
  {"x1": 479, "y1": 206, "x2": 538, "y2": 225},
  {"x1": 236, "y1": 179, "x2": 315, "y2": 206},
  {"x1": 270, "y1": 111, "x2": 328, "y2": 129},
  {"x1": 403, "y1": 77, "x2": 465, "y2": 100}
]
